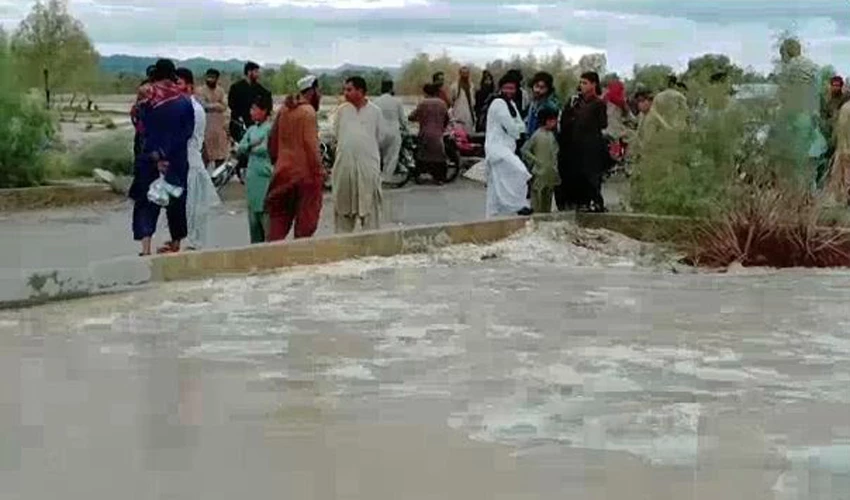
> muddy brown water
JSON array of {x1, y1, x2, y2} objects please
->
[{"x1": 1, "y1": 229, "x2": 849, "y2": 499}]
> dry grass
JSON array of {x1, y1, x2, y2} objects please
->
[{"x1": 687, "y1": 188, "x2": 850, "y2": 268}]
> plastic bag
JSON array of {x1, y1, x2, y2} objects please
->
[
  {"x1": 147, "y1": 174, "x2": 184, "y2": 207},
  {"x1": 463, "y1": 160, "x2": 487, "y2": 185}
]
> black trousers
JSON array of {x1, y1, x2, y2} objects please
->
[{"x1": 132, "y1": 193, "x2": 188, "y2": 242}]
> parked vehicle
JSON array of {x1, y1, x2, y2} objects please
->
[
  {"x1": 320, "y1": 127, "x2": 463, "y2": 189},
  {"x1": 210, "y1": 120, "x2": 247, "y2": 192}
]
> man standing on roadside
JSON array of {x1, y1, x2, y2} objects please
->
[
  {"x1": 265, "y1": 75, "x2": 324, "y2": 241},
  {"x1": 197, "y1": 68, "x2": 230, "y2": 169},
  {"x1": 175, "y1": 67, "x2": 221, "y2": 250},
  {"x1": 331, "y1": 76, "x2": 384, "y2": 233},
  {"x1": 228, "y1": 61, "x2": 272, "y2": 142},
  {"x1": 433, "y1": 71, "x2": 451, "y2": 107},
  {"x1": 526, "y1": 71, "x2": 559, "y2": 135},
  {"x1": 228, "y1": 62, "x2": 272, "y2": 179},
  {"x1": 449, "y1": 66, "x2": 476, "y2": 134},
  {"x1": 129, "y1": 59, "x2": 195, "y2": 256},
  {"x1": 373, "y1": 80, "x2": 408, "y2": 182}
]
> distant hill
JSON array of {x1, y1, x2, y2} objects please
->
[
  {"x1": 99, "y1": 55, "x2": 248, "y2": 75},
  {"x1": 99, "y1": 55, "x2": 399, "y2": 77}
]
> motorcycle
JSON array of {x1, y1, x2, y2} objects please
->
[
  {"x1": 605, "y1": 137, "x2": 632, "y2": 179},
  {"x1": 320, "y1": 126, "x2": 462, "y2": 189},
  {"x1": 210, "y1": 119, "x2": 247, "y2": 192}
]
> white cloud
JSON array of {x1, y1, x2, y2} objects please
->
[{"x1": 1, "y1": 0, "x2": 848, "y2": 74}]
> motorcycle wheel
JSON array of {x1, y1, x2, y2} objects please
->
[
  {"x1": 444, "y1": 139, "x2": 462, "y2": 183},
  {"x1": 384, "y1": 146, "x2": 415, "y2": 189},
  {"x1": 211, "y1": 161, "x2": 235, "y2": 193}
]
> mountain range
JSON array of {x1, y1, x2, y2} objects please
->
[{"x1": 99, "y1": 55, "x2": 398, "y2": 77}]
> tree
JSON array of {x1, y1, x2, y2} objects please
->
[
  {"x1": 629, "y1": 64, "x2": 675, "y2": 92},
  {"x1": 397, "y1": 53, "x2": 436, "y2": 95},
  {"x1": 11, "y1": 0, "x2": 98, "y2": 101},
  {"x1": 269, "y1": 59, "x2": 308, "y2": 94},
  {"x1": 578, "y1": 53, "x2": 607, "y2": 75},
  {"x1": 683, "y1": 54, "x2": 744, "y2": 86}
]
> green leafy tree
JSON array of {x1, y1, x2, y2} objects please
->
[
  {"x1": 397, "y1": 53, "x2": 436, "y2": 95},
  {"x1": 683, "y1": 54, "x2": 744, "y2": 86},
  {"x1": 269, "y1": 59, "x2": 308, "y2": 94},
  {"x1": 629, "y1": 64, "x2": 675, "y2": 93},
  {"x1": 10, "y1": 0, "x2": 98, "y2": 100},
  {"x1": 0, "y1": 35, "x2": 56, "y2": 187}
]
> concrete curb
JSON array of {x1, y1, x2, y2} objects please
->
[
  {"x1": 7, "y1": 211, "x2": 703, "y2": 309},
  {"x1": 0, "y1": 256, "x2": 153, "y2": 309},
  {"x1": 149, "y1": 216, "x2": 541, "y2": 282}
]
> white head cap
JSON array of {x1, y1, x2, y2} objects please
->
[{"x1": 298, "y1": 75, "x2": 318, "y2": 93}]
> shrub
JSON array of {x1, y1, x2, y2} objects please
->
[
  {"x1": 0, "y1": 84, "x2": 56, "y2": 188},
  {"x1": 69, "y1": 129, "x2": 134, "y2": 177},
  {"x1": 627, "y1": 93, "x2": 761, "y2": 217},
  {"x1": 687, "y1": 187, "x2": 850, "y2": 268}
]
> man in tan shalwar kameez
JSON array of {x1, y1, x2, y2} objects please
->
[
  {"x1": 197, "y1": 69, "x2": 230, "y2": 168},
  {"x1": 331, "y1": 76, "x2": 384, "y2": 233},
  {"x1": 449, "y1": 66, "x2": 476, "y2": 134}
]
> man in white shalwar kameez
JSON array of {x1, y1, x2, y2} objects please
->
[
  {"x1": 332, "y1": 76, "x2": 385, "y2": 233},
  {"x1": 450, "y1": 66, "x2": 476, "y2": 134},
  {"x1": 372, "y1": 80, "x2": 407, "y2": 182},
  {"x1": 176, "y1": 68, "x2": 221, "y2": 250},
  {"x1": 485, "y1": 73, "x2": 532, "y2": 217}
]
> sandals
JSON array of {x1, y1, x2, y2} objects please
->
[{"x1": 156, "y1": 241, "x2": 180, "y2": 254}]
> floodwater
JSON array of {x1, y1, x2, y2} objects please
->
[{"x1": 1, "y1": 223, "x2": 849, "y2": 499}]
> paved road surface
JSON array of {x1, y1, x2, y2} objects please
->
[{"x1": 1, "y1": 181, "x2": 488, "y2": 271}]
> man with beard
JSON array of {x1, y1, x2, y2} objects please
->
[
  {"x1": 331, "y1": 76, "x2": 385, "y2": 233},
  {"x1": 504, "y1": 69, "x2": 531, "y2": 119},
  {"x1": 525, "y1": 71, "x2": 559, "y2": 135},
  {"x1": 228, "y1": 62, "x2": 271, "y2": 138},
  {"x1": 265, "y1": 75, "x2": 324, "y2": 241},
  {"x1": 197, "y1": 68, "x2": 230, "y2": 169},
  {"x1": 557, "y1": 71, "x2": 608, "y2": 213},
  {"x1": 129, "y1": 59, "x2": 195, "y2": 256},
  {"x1": 484, "y1": 72, "x2": 532, "y2": 217},
  {"x1": 449, "y1": 66, "x2": 476, "y2": 134},
  {"x1": 228, "y1": 62, "x2": 272, "y2": 179}
]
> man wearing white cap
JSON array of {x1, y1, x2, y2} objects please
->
[
  {"x1": 331, "y1": 76, "x2": 385, "y2": 233},
  {"x1": 265, "y1": 74, "x2": 324, "y2": 240}
]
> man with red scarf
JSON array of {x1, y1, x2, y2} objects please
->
[
  {"x1": 129, "y1": 59, "x2": 195, "y2": 256},
  {"x1": 602, "y1": 80, "x2": 635, "y2": 166}
]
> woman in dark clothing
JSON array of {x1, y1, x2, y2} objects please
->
[
  {"x1": 556, "y1": 71, "x2": 609, "y2": 212},
  {"x1": 474, "y1": 71, "x2": 496, "y2": 132}
]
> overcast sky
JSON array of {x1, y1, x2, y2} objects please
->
[{"x1": 1, "y1": 0, "x2": 848, "y2": 74}]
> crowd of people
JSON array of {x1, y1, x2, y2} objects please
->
[{"x1": 128, "y1": 40, "x2": 850, "y2": 256}]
